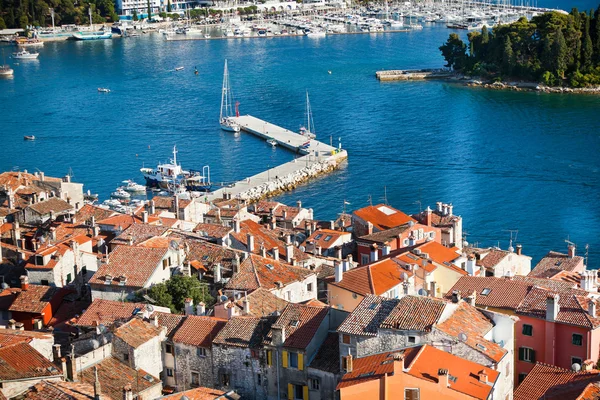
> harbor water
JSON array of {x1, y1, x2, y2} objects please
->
[{"x1": 1, "y1": 8, "x2": 599, "y2": 265}]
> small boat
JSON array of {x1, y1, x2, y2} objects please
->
[
  {"x1": 17, "y1": 39, "x2": 44, "y2": 47},
  {"x1": 267, "y1": 139, "x2": 277, "y2": 147},
  {"x1": 299, "y1": 91, "x2": 317, "y2": 139},
  {"x1": 98, "y1": 88, "x2": 110, "y2": 93},
  {"x1": 72, "y1": 32, "x2": 113, "y2": 40},
  {"x1": 0, "y1": 65, "x2": 13, "y2": 77},
  {"x1": 111, "y1": 188, "x2": 131, "y2": 199},
  {"x1": 24, "y1": 135, "x2": 36, "y2": 141},
  {"x1": 121, "y1": 180, "x2": 146, "y2": 193},
  {"x1": 12, "y1": 50, "x2": 39, "y2": 59},
  {"x1": 220, "y1": 60, "x2": 241, "y2": 133},
  {"x1": 175, "y1": 66, "x2": 184, "y2": 71}
]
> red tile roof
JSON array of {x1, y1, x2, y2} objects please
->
[
  {"x1": 193, "y1": 223, "x2": 232, "y2": 239},
  {"x1": 213, "y1": 316, "x2": 274, "y2": 348},
  {"x1": 114, "y1": 318, "x2": 164, "y2": 348},
  {"x1": 476, "y1": 249, "x2": 508, "y2": 268},
  {"x1": 530, "y1": 251, "x2": 585, "y2": 279},
  {"x1": 226, "y1": 288, "x2": 288, "y2": 318},
  {"x1": 89, "y1": 246, "x2": 168, "y2": 288},
  {"x1": 267, "y1": 303, "x2": 329, "y2": 349},
  {"x1": 416, "y1": 241, "x2": 462, "y2": 265},
  {"x1": 327, "y1": 258, "x2": 412, "y2": 296},
  {"x1": 353, "y1": 204, "x2": 415, "y2": 231},
  {"x1": 111, "y1": 224, "x2": 169, "y2": 246},
  {"x1": 8, "y1": 285, "x2": 63, "y2": 314},
  {"x1": 172, "y1": 316, "x2": 226, "y2": 348},
  {"x1": 445, "y1": 276, "x2": 532, "y2": 310},
  {"x1": 303, "y1": 229, "x2": 351, "y2": 250},
  {"x1": 514, "y1": 363, "x2": 600, "y2": 400},
  {"x1": 75, "y1": 204, "x2": 117, "y2": 224},
  {"x1": 27, "y1": 197, "x2": 74, "y2": 216},
  {"x1": 23, "y1": 381, "x2": 110, "y2": 400},
  {"x1": 75, "y1": 299, "x2": 149, "y2": 327},
  {"x1": 0, "y1": 343, "x2": 62, "y2": 381},
  {"x1": 158, "y1": 387, "x2": 228, "y2": 400},
  {"x1": 152, "y1": 312, "x2": 186, "y2": 338}
]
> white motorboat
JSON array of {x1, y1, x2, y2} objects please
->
[
  {"x1": 121, "y1": 180, "x2": 146, "y2": 193},
  {"x1": 12, "y1": 50, "x2": 39, "y2": 59},
  {"x1": 0, "y1": 65, "x2": 12, "y2": 76},
  {"x1": 98, "y1": 88, "x2": 110, "y2": 93},
  {"x1": 102, "y1": 199, "x2": 121, "y2": 208},
  {"x1": 111, "y1": 188, "x2": 131, "y2": 199},
  {"x1": 267, "y1": 139, "x2": 277, "y2": 147},
  {"x1": 220, "y1": 60, "x2": 241, "y2": 133},
  {"x1": 175, "y1": 66, "x2": 184, "y2": 71}
]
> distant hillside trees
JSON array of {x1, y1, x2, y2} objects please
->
[
  {"x1": 0, "y1": 0, "x2": 118, "y2": 28},
  {"x1": 440, "y1": 7, "x2": 600, "y2": 87}
]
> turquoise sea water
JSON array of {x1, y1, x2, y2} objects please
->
[{"x1": 1, "y1": 14, "x2": 599, "y2": 265}]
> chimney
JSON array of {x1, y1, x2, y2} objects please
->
[
  {"x1": 425, "y1": 206, "x2": 432, "y2": 226},
  {"x1": 546, "y1": 294, "x2": 560, "y2": 322},
  {"x1": 40, "y1": 171, "x2": 45, "y2": 181},
  {"x1": 466, "y1": 255, "x2": 477, "y2": 275},
  {"x1": 260, "y1": 245, "x2": 267, "y2": 258},
  {"x1": 247, "y1": 233, "x2": 254, "y2": 253},
  {"x1": 233, "y1": 254, "x2": 240, "y2": 273},
  {"x1": 285, "y1": 242, "x2": 294, "y2": 264},
  {"x1": 61, "y1": 358, "x2": 68, "y2": 380},
  {"x1": 334, "y1": 260, "x2": 344, "y2": 283},
  {"x1": 15, "y1": 322, "x2": 24, "y2": 331},
  {"x1": 242, "y1": 298, "x2": 250, "y2": 315},
  {"x1": 343, "y1": 355, "x2": 353, "y2": 372},
  {"x1": 589, "y1": 300, "x2": 597, "y2": 317},
  {"x1": 448, "y1": 204, "x2": 453, "y2": 216},
  {"x1": 478, "y1": 371, "x2": 488, "y2": 384},
  {"x1": 142, "y1": 211, "x2": 148, "y2": 224},
  {"x1": 370, "y1": 244, "x2": 378, "y2": 263},
  {"x1": 451, "y1": 290, "x2": 461, "y2": 303},
  {"x1": 234, "y1": 218, "x2": 240, "y2": 233},
  {"x1": 282, "y1": 209, "x2": 287, "y2": 220},
  {"x1": 437, "y1": 368, "x2": 449, "y2": 387},
  {"x1": 214, "y1": 263, "x2": 222, "y2": 283},
  {"x1": 152, "y1": 314, "x2": 159, "y2": 327},
  {"x1": 315, "y1": 245, "x2": 321, "y2": 256},
  {"x1": 582, "y1": 360, "x2": 595, "y2": 371},
  {"x1": 382, "y1": 244, "x2": 391, "y2": 257},
  {"x1": 442, "y1": 204, "x2": 449, "y2": 216},
  {"x1": 347, "y1": 254, "x2": 353, "y2": 268},
  {"x1": 53, "y1": 344, "x2": 62, "y2": 363},
  {"x1": 68, "y1": 350, "x2": 77, "y2": 382},
  {"x1": 20, "y1": 275, "x2": 29, "y2": 291},
  {"x1": 367, "y1": 221, "x2": 374, "y2": 235},
  {"x1": 467, "y1": 290, "x2": 477, "y2": 307},
  {"x1": 392, "y1": 353, "x2": 405, "y2": 373},
  {"x1": 270, "y1": 216, "x2": 277, "y2": 230},
  {"x1": 184, "y1": 298, "x2": 194, "y2": 315},
  {"x1": 126, "y1": 235, "x2": 134, "y2": 246},
  {"x1": 122, "y1": 385, "x2": 133, "y2": 400},
  {"x1": 8, "y1": 319, "x2": 16, "y2": 330},
  {"x1": 149, "y1": 200, "x2": 155, "y2": 215},
  {"x1": 272, "y1": 326, "x2": 285, "y2": 346},
  {"x1": 297, "y1": 200, "x2": 302, "y2": 209},
  {"x1": 430, "y1": 281, "x2": 437, "y2": 297},
  {"x1": 516, "y1": 244, "x2": 522, "y2": 256},
  {"x1": 93, "y1": 366, "x2": 101, "y2": 400},
  {"x1": 568, "y1": 245, "x2": 576, "y2": 258},
  {"x1": 436, "y1": 201, "x2": 443, "y2": 213},
  {"x1": 335, "y1": 246, "x2": 343, "y2": 260},
  {"x1": 196, "y1": 302, "x2": 206, "y2": 316}
]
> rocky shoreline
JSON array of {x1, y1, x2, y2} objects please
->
[{"x1": 463, "y1": 79, "x2": 600, "y2": 94}]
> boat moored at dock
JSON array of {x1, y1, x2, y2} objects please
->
[
  {"x1": 220, "y1": 60, "x2": 241, "y2": 133},
  {"x1": 12, "y1": 50, "x2": 39, "y2": 59}
]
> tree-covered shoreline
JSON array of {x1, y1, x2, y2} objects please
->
[{"x1": 440, "y1": 6, "x2": 600, "y2": 88}]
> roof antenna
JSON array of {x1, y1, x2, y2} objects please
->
[
  {"x1": 368, "y1": 195, "x2": 372, "y2": 207},
  {"x1": 585, "y1": 244, "x2": 590, "y2": 268},
  {"x1": 383, "y1": 186, "x2": 388, "y2": 205}
]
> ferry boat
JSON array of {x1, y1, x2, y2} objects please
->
[
  {"x1": 12, "y1": 50, "x2": 39, "y2": 59},
  {"x1": 140, "y1": 145, "x2": 212, "y2": 192}
]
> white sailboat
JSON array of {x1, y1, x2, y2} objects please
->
[
  {"x1": 299, "y1": 91, "x2": 316, "y2": 139},
  {"x1": 220, "y1": 60, "x2": 240, "y2": 133}
]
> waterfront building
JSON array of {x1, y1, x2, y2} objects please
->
[
  {"x1": 302, "y1": 228, "x2": 352, "y2": 258},
  {"x1": 464, "y1": 245, "x2": 532, "y2": 277},
  {"x1": 412, "y1": 202, "x2": 463, "y2": 249},
  {"x1": 529, "y1": 245, "x2": 586, "y2": 279},
  {"x1": 252, "y1": 200, "x2": 314, "y2": 230},
  {"x1": 352, "y1": 204, "x2": 415, "y2": 239}
]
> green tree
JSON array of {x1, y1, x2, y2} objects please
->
[
  {"x1": 0, "y1": 17, "x2": 6, "y2": 30},
  {"x1": 552, "y1": 28, "x2": 568, "y2": 79},
  {"x1": 6, "y1": 8, "x2": 15, "y2": 29},
  {"x1": 144, "y1": 275, "x2": 214, "y2": 313},
  {"x1": 502, "y1": 36, "x2": 515, "y2": 76},
  {"x1": 146, "y1": 282, "x2": 173, "y2": 309},
  {"x1": 167, "y1": 0, "x2": 171, "y2": 12},
  {"x1": 19, "y1": 14, "x2": 28, "y2": 29},
  {"x1": 439, "y1": 33, "x2": 467, "y2": 71},
  {"x1": 582, "y1": 16, "x2": 594, "y2": 71},
  {"x1": 132, "y1": 9, "x2": 138, "y2": 21},
  {"x1": 594, "y1": 6, "x2": 600, "y2": 64},
  {"x1": 147, "y1": 0, "x2": 151, "y2": 20}
]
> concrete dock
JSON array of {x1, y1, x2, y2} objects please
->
[{"x1": 205, "y1": 115, "x2": 347, "y2": 202}]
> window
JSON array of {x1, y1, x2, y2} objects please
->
[
  {"x1": 165, "y1": 344, "x2": 173, "y2": 354},
  {"x1": 285, "y1": 291, "x2": 292, "y2": 301},
  {"x1": 191, "y1": 372, "x2": 200, "y2": 387},
  {"x1": 572, "y1": 357, "x2": 583, "y2": 367},
  {"x1": 220, "y1": 373, "x2": 230, "y2": 386},
  {"x1": 294, "y1": 384, "x2": 304, "y2": 400},
  {"x1": 361, "y1": 254, "x2": 369, "y2": 265},
  {"x1": 342, "y1": 334, "x2": 351, "y2": 344},
  {"x1": 518, "y1": 373, "x2": 528, "y2": 384},
  {"x1": 518, "y1": 347, "x2": 535, "y2": 363},
  {"x1": 315, "y1": 234, "x2": 323, "y2": 240},
  {"x1": 41, "y1": 280, "x2": 49, "y2": 286},
  {"x1": 429, "y1": 232, "x2": 435, "y2": 239},
  {"x1": 197, "y1": 348, "x2": 207, "y2": 357},
  {"x1": 481, "y1": 288, "x2": 492, "y2": 296},
  {"x1": 324, "y1": 235, "x2": 332, "y2": 242},
  {"x1": 306, "y1": 283, "x2": 313, "y2": 293},
  {"x1": 166, "y1": 368, "x2": 173, "y2": 377},
  {"x1": 289, "y1": 352, "x2": 298, "y2": 368},
  {"x1": 522, "y1": 324, "x2": 533, "y2": 336},
  {"x1": 66, "y1": 273, "x2": 72, "y2": 284},
  {"x1": 257, "y1": 373, "x2": 261, "y2": 385},
  {"x1": 405, "y1": 388, "x2": 420, "y2": 400},
  {"x1": 573, "y1": 334, "x2": 583, "y2": 346},
  {"x1": 408, "y1": 336, "x2": 416, "y2": 344},
  {"x1": 403, "y1": 239, "x2": 409, "y2": 246},
  {"x1": 82, "y1": 266, "x2": 87, "y2": 276},
  {"x1": 163, "y1": 259, "x2": 168, "y2": 269},
  {"x1": 36, "y1": 255, "x2": 44, "y2": 265},
  {"x1": 123, "y1": 353, "x2": 129, "y2": 361},
  {"x1": 310, "y1": 378, "x2": 320, "y2": 390}
]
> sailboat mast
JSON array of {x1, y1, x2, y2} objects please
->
[{"x1": 220, "y1": 60, "x2": 228, "y2": 120}]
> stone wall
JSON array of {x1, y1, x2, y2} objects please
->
[
  {"x1": 173, "y1": 343, "x2": 215, "y2": 391},
  {"x1": 211, "y1": 345, "x2": 269, "y2": 399}
]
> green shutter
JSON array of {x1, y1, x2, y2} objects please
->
[
  {"x1": 518, "y1": 348, "x2": 524, "y2": 361},
  {"x1": 531, "y1": 349, "x2": 536, "y2": 363}
]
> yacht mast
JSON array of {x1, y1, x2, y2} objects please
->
[{"x1": 220, "y1": 60, "x2": 229, "y2": 121}]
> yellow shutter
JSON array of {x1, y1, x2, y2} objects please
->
[
  {"x1": 267, "y1": 350, "x2": 272, "y2": 366},
  {"x1": 298, "y1": 352, "x2": 304, "y2": 371},
  {"x1": 303, "y1": 385, "x2": 309, "y2": 400},
  {"x1": 288, "y1": 383, "x2": 294, "y2": 400},
  {"x1": 282, "y1": 350, "x2": 288, "y2": 368}
]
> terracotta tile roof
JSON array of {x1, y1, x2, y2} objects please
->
[
  {"x1": 308, "y1": 332, "x2": 340, "y2": 374},
  {"x1": 327, "y1": 258, "x2": 411, "y2": 296},
  {"x1": 182, "y1": 239, "x2": 242, "y2": 278},
  {"x1": 225, "y1": 254, "x2": 314, "y2": 292},
  {"x1": 152, "y1": 312, "x2": 186, "y2": 338},
  {"x1": 172, "y1": 316, "x2": 226, "y2": 348},
  {"x1": 0, "y1": 287, "x2": 20, "y2": 310},
  {"x1": 353, "y1": 204, "x2": 415, "y2": 231},
  {"x1": 445, "y1": 276, "x2": 532, "y2": 310},
  {"x1": 303, "y1": 229, "x2": 351, "y2": 250},
  {"x1": 0, "y1": 171, "x2": 40, "y2": 191},
  {"x1": 0, "y1": 342, "x2": 62, "y2": 381},
  {"x1": 412, "y1": 209, "x2": 461, "y2": 227},
  {"x1": 111, "y1": 224, "x2": 169, "y2": 246},
  {"x1": 236, "y1": 288, "x2": 289, "y2": 317},
  {"x1": 193, "y1": 223, "x2": 232, "y2": 239},
  {"x1": 436, "y1": 302, "x2": 507, "y2": 363},
  {"x1": 314, "y1": 263, "x2": 335, "y2": 280},
  {"x1": 336, "y1": 347, "x2": 422, "y2": 389},
  {"x1": 27, "y1": 197, "x2": 74, "y2": 216},
  {"x1": 530, "y1": 251, "x2": 585, "y2": 279},
  {"x1": 213, "y1": 316, "x2": 274, "y2": 348},
  {"x1": 114, "y1": 318, "x2": 164, "y2": 348},
  {"x1": 96, "y1": 214, "x2": 148, "y2": 230},
  {"x1": 253, "y1": 201, "x2": 282, "y2": 215},
  {"x1": 8, "y1": 285, "x2": 62, "y2": 314},
  {"x1": 137, "y1": 236, "x2": 180, "y2": 249},
  {"x1": 231, "y1": 220, "x2": 309, "y2": 262},
  {"x1": 513, "y1": 275, "x2": 580, "y2": 292},
  {"x1": 23, "y1": 381, "x2": 110, "y2": 400},
  {"x1": 514, "y1": 362, "x2": 600, "y2": 400},
  {"x1": 79, "y1": 357, "x2": 160, "y2": 400},
  {"x1": 406, "y1": 345, "x2": 499, "y2": 400},
  {"x1": 379, "y1": 295, "x2": 446, "y2": 331},
  {"x1": 476, "y1": 249, "x2": 509, "y2": 268},
  {"x1": 516, "y1": 287, "x2": 600, "y2": 329},
  {"x1": 89, "y1": 245, "x2": 168, "y2": 289},
  {"x1": 0, "y1": 328, "x2": 53, "y2": 345},
  {"x1": 75, "y1": 204, "x2": 116, "y2": 224},
  {"x1": 75, "y1": 299, "x2": 149, "y2": 327},
  {"x1": 357, "y1": 224, "x2": 410, "y2": 244},
  {"x1": 337, "y1": 295, "x2": 400, "y2": 336},
  {"x1": 266, "y1": 303, "x2": 329, "y2": 349},
  {"x1": 47, "y1": 300, "x2": 89, "y2": 333},
  {"x1": 151, "y1": 196, "x2": 191, "y2": 211},
  {"x1": 415, "y1": 241, "x2": 462, "y2": 265},
  {"x1": 158, "y1": 387, "x2": 230, "y2": 400}
]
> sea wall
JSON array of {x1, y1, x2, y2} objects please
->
[
  {"x1": 237, "y1": 153, "x2": 347, "y2": 202},
  {"x1": 376, "y1": 69, "x2": 455, "y2": 81},
  {"x1": 465, "y1": 80, "x2": 600, "y2": 94}
]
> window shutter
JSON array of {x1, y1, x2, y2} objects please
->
[
  {"x1": 518, "y1": 348, "x2": 524, "y2": 361},
  {"x1": 303, "y1": 385, "x2": 309, "y2": 400},
  {"x1": 531, "y1": 349, "x2": 536, "y2": 363},
  {"x1": 287, "y1": 384, "x2": 293, "y2": 400},
  {"x1": 282, "y1": 350, "x2": 288, "y2": 368},
  {"x1": 298, "y1": 353, "x2": 304, "y2": 371},
  {"x1": 267, "y1": 350, "x2": 272, "y2": 366}
]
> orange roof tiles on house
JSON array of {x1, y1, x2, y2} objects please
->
[
  {"x1": 0, "y1": 329, "x2": 53, "y2": 347},
  {"x1": 231, "y1": 288, "x2": 289, "y2": 317},
  {"x1": 436, "y1": 302, "x2": 507, "y2": 363},
  {"x1": 152, "y1": 312, "x2": 186, "y2": 338},
  {"x1": 111, "y1": 224, "x2": 169, "y2": 246},
  {"x1": 0, "y1": 171, "x2": 40, "y2": 191},
  {"x1": 114, "y1": 318, "x2": 164, "y2": 348},
  {"x1": 23, "y1": 380, "x2": 111, "y2": 400},
  {"x1": 476, "y1": 248, "x2": 509, "y2": 269},
  {"x1": 266, "y1": 303, "x2": 329, "y2": 349},
  {"x1": 172, "y1": 316, "x2": 226, "y2": 348},
  {"x1": 157, "y1": 387, "x2": 233, "y2": 400},
  {"x1": 89, "y1": 245, "x2": 168, "y2": 289},
  {"x1": 27, "y1": 197, "x2": 74, "y2": 216},
  {"x1": 213, "y1": 316, "x2": 274, "y2": 349},
  {"x1": 357, "y1": 224, "x2": 410, "y2": 245},
  {"x1": 75, "y1": 299, "x2": 149, "y2": 327},
  {"x1": 514, "y1": 362, "x2": 600, "y2": 400},
  {"x1": 303, "y1": 228, "x2": 351, "y2": 250},
  {"x1": 327, "y1": 258, "x2": 412, "y2": 297},
  {"x1": 8, "y1": 285, "x2": 63, "y2": 314},
  {"x1": 75, "y1": 204, "x2": 117, "y2": 224},
  {"x1": 137, "y1": 236, "x2": 180, "y2": 249},
  {"x1": 353, "y1": 204, "x2": 415, "y2": 231},
  {"x1": 416, "y1": 241, "x2": 461, "y2": 264},
  {"x1": 0, "y1": 342, "x2": 62, "y2": 381},
  {"x1": 530, "y1": 251, "x2": 585, "y2": 279},
  {"x1": 445, "y1": 276, "x2": 532, "y2": 310},
  {"x1": 193, "y1": 223, "x2": 232, "y2": 239}
]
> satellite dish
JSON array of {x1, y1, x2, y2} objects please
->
[
  {"x1": 97, "y1": 324, "x2": 107, "y2": 334},
  {"x1": 91, "y1": 339, "x2": 100, "y2": 350},
  {"x1": 146, "y1": 304, "x2": 155, "y2": 313},
  {"x1": 169, "y1": 240, "x2": 179, "y2": 251},
  {"x1": 458, "y1": 332, "x2": 468, "y2": 342},
  {"x1": 299, "y1": 246, "x2": 306, "y2": 252},
  {"x1": 418, "y1": 288, "x2": 428, "y2": 296},
  {"x1": 219, "y1": 295, "x2": 228, "y2": 302},
  {"x1": 572, "y1": 363, "x2": 581, "y2": 372},
  {"x1": 401, "y1": 272, "x2": 409, "y2": 281}
]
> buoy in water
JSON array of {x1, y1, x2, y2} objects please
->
[{"x1": 328, "y1": 70, "x2": 332, "y2": 74}]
